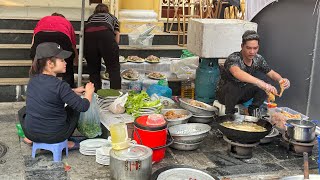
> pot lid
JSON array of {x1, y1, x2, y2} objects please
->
[
  {"x1": 286, "y1": 119, "x2": 316, "y2": 128},
  {"x1": 111, "y1": 144, "x2": 152, "y2": 161}
]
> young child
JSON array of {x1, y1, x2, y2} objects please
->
[{"x1": 21, "y1": 42, "x2": 94, "y2": 149}]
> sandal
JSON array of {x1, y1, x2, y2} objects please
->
[
  {"x1": 68, "y1": 141, "x2": 80, "y2": 151},
  {"x1": 69, "y1": 136, "x2": 87, "y2": 143}
]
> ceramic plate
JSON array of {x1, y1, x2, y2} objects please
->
[
  {"x1": 147, "y1": 72, "x2": 166, "y2": 80},
  {"x1": 80, "y1": 138, "x2": 110, "y2": 148}
]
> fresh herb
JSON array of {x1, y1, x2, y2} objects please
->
[
  {"x1": 77, "y1": 122, "x2": 101, "y2": 138},
  {"x1": 97, "y1": 89, "x2": 120, "y2": 97},
  {"x1": 125, "y1": 91, "x2": 162, "y2": 118}
]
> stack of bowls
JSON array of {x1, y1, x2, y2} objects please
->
[
  {"x1": 179, "y1": 98, "x2": 217, "y2": 124},
  {"x1": 96, "y1": 91, "x2": 123, "y2": 110},
  {"x1": 168, "y1": 123, "x2": 211, "y2": 151},
  {"x1": 161, "y1": 109, "x2": 192, "y2": 127}
]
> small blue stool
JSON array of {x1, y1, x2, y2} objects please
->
[{"x1": 32, "y1": 139, "x2": 68, "y2": 162}]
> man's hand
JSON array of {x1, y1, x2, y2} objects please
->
[
  {"x1": 256, "y1": 80, "x2": 278, "y2": 95},
  {"x1": 279, "y1": 78, "x2": 290, "y2": 89},
  {"x1": 73, "y1": 86, "x2": 85, "y2": 96}
]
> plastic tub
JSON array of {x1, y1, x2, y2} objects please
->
[{"x1": 134, "y1": 115, "x2": 168, "y2": 163}]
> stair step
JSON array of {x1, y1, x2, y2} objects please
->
[
  {"x1": 0, "y1": 78, "x2": 29, "y2": 85},
  {"x1": 0, "y1": 44, "x2": 185, "y2": 50},
  {"x1": 0, "y1": 19, "x2": 181, "y2": 32},
  {"x1": 0, "y1": 30, "x2": 181, "y2": 45},
  {"x1": 0, "y1": 60, "x2": 32, "y2": 66},
  {"x1": 0, "y1": 29, "x2": 178, "y2": 36}
]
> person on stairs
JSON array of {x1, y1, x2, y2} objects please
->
[
  {"x1": 216, "y1": 30, "x2": 290, "y2": 115},
  {"x1": 21, "y1": 42, "x2": 94, "y2": 150},
  {"x1": 30, "y1": 13, "x2": 78, "y2": 88},
  {"x1": 84, "y1": 3, "x2": 121, "y2": 91}
]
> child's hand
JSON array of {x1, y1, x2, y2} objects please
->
[
  {"x1": 85, "y1": 82, "x2": 95, "y2": 95},
  {"x1": 73, "y1": 86, "x2": 85, "y2": 95}
]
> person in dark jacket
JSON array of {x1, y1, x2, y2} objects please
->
[
  {"x1": 84, "y1": 3, "x2": 121, "y2": 91},
  {"x1": 21, "y1": 42, "x2": 95, "y2": 149}
]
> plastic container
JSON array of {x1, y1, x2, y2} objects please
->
[
  {"x1": 181, "y1": 76, "x2": 195, "y2": 99},
  {"x1": 270, "y1": 107, "x2": 309, "y2": 120},
  {"x1": 146, "y1": 114, "x2": 166, "y2": 126},
  {"x1": 134, "y1": 115, "x2": 168, "y2": 162},
  {"x1": 128, "y1": 34, "x2": 154, "y2": 47},
  {"x1": 110, "y1": 123, "x2": 129, "y2": 150}
]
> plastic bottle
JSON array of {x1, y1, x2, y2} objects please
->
[
  {"x1": 16, "y1": 123, "x2": 25, "y2": 138},
  {"x1": 181, "y1": 73, "x2": 195, "y2": 99}
]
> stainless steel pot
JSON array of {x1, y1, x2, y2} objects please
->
[
  {"x1": 110, "y1": 144, "x2": 153, "y2": 180},
  {"x1": 285, "y1": 120, "x2": 316, "y2": 142}
]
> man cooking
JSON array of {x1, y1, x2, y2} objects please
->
[{"x1": 216, "y1": 30, "x2": 290, "y2": 115}]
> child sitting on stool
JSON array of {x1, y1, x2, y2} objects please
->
[{"x1": 20, "y1": 42, "x2": 94, "y2": 149}]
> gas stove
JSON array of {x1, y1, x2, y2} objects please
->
[
  {"x1": 223, "y1": 136, "x2": 260, "y2": 159},
  {"x1": 280, "y1": 133, "x2": 316, "y2": 156}
]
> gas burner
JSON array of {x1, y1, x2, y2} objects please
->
[
  {"x1": 223, "y1": 136, "x2": 259, "y2": 159},
  {"x1": 281, "y1": 133, "x2": 315, "y2": 155}
]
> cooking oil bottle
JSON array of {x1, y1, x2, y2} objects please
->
[
  {"x1": 181, "y1": 75, "x2": 195, "y2": 99},
  {"x1": 110, "y1": 122, "x2": 129, "y2": 150}
]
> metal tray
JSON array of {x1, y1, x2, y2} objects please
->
[
  {"x1": 161, "y1": 109, "x2": 192, "y2": 127},
  {"x1": 169, "y1": 123, "x2": 211, "y2": 143},
  {"x1": 179, "y1": 98, "x2": 217, "y2": 116},
  {"x1": 157, "y1": 167, "x2": 216, "y2": 180}
]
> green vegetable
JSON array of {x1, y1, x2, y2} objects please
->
[
  {"x1": 77, "y1": 121, "x2": 101, "y2": 138},
  {"x1": 97, "y1": 89, "x2": 120, "y2": 97},
  {"x1": 125, "y1": 91, "x2": 162, "y2": 118}
]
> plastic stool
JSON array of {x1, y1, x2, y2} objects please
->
[
  {"x1": 213, "y1": 100, "x2": 241, "y2": 116},
  {"x1": 32, "y1": 139, "x2": 68, "y2": 162}
]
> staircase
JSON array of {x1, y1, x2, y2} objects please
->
[{"x1": 0, "y1": 18, "x2": 186, "y2": 102}]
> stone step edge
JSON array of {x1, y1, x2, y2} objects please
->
[
  {"x1": 0, "y1": 44, "x2": 186, "y2": 50},
  {"x1": 0, "y1": 29, "x2": 179, "y2": 36},
  {"x1": 0, "y1": 78, "x2": 29, "y2": 85},
  {"x1": 0, "y1": 17, "x2": 181, "y2": 23},
  {"x1": 0, "y1": 60, "x2": 31, "y2": 66}
]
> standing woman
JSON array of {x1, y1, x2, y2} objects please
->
[
  {"x1": 30, "y1": 13, "x2": 78, "y2": 88},
  {"x1": 84, "y1": 3, "x2": 121, "y2": 90}
]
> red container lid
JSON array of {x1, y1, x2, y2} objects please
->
[
  {"x1": 267, "y1": 103, "x2": 277, "y2": 108},
  {"x1": 135, "y1": 115, "x2": 167, "y2": 131}
]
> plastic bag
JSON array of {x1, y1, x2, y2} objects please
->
[
  {"x1": 109, "y1": 93, "x2": 129, "y2": 114},
  {"x1": 180, "y1": 50, "x2": 195, "y2": 59},
  {"x1": 170, "y1": 56, "x2": 199, "y2": 79},
  {"x1": 78, "y1": 94, "x2": 102, "y2": 138},
  {"x1": 146, "y1": 84, "x2": 172, "y2": 98}
]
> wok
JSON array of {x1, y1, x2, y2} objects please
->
[{"x1": 217, "y1": 114, "x2": 273, "y2": 144}]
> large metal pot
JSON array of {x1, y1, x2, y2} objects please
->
[
  {"x1": 110, "y1": 144, "x2": 153, "y2": 180},
  {"x1": 286, "y1": 120, "x2": 316, "y2": 142}
]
